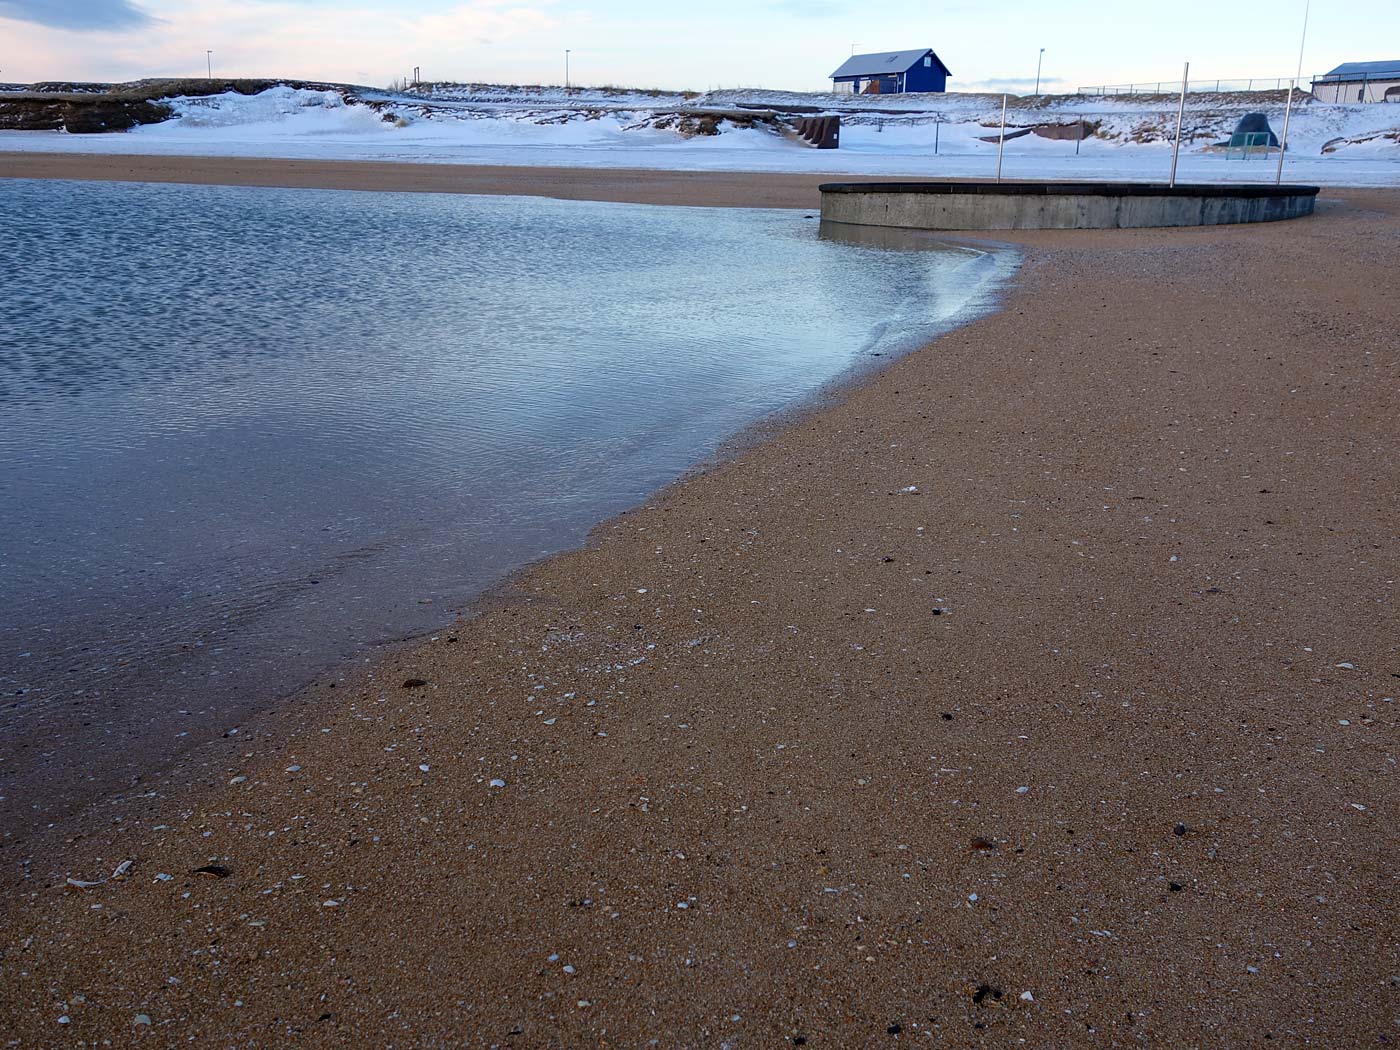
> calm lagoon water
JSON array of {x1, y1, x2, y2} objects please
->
[{"x1": 0, "y1": 178, "x2": 1010, "y2": 828}]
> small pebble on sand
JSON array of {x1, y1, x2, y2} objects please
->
[{"x1": 489, "y1": 778, "x2": 506, "y2": 788}]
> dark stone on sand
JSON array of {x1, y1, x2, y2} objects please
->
[{"x1": 972, "y1": 984, "x2": 1003, "y2": 1005}]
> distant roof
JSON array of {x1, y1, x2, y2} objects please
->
[
  {"x1": 1316, "y1": 60, "x2": 1400, "y2": 81},
  {"x1": 830, "y1": 49, "x2": 951, "y2": 80}
]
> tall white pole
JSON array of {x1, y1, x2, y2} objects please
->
[
  {"x1": 1035, "y1": 48, "x2": 1045, "y2": 95},
  {"x1": 996, "y1": 93, "x2": 1008, "y2": 182},
  {"x1": 1276, "y1": 79, "x2": 1296, "y2": 185},
  {"x1": 565, "y1": 50, "x2": 570, "y2": 90},
  {"x1": 1169, "y1": 61, "x2": 1189, "y2": 186},
  {"x1": 1295, "y1": 0, "x2": 1310, "y2": 83}
]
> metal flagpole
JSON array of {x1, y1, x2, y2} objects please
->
[
  {"x1": 1295, "y1": 0, "x2": 1310, "y2": 83},
  {"x1": 996, "y1": 94, "x2": 1008, "y2": 182},
  {"x1": 1169, "y1": 62, "x2": 1188, "y2": 186},
  {"x1": 1276, "y1": 79, "x2": 1296, "y2": 185}
]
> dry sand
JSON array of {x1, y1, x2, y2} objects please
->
[{"x1": 0, "y1": 158, "x2": 1397, "y2": 1047}]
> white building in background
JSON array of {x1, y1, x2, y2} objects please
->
[{"x1": 1311, "y1": 60, "x2": 1400, "y2": 104}]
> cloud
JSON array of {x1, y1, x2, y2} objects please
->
[
  {"x1": 0, "y1": 0, "x2": 564, "y2": 85},
  {"x1": 768, "y1": 0, "x2": 843, "y2": 15},
  {"x1": 964, "y1": 76, "x2": 1066, "y2": 91},
  {"x1": 0, "y1": 0, "x2": 156, "y2": 30}
]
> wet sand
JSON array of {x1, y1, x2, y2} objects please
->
[{"x1": 0, "y1": 162, "x2": 1397, "y2": 1046}]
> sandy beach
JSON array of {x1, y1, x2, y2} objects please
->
[
  {"x1": 0, "y1": 160, "x2": 1396, "y2": 1046},
  {"x1": 0, "y1": 151, "x2": 853, "y2": 207}
]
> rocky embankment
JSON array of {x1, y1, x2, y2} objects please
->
[
  {"x1": 0, "y1": 94, "x2": 172, "y2": 133},
  {"x1": 0, "y1": 79, "x2": 355, "y2": 133}
]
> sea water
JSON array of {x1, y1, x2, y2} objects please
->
[{"x1": 0, "y1": 178, "x2": 1011, "y2": 828}]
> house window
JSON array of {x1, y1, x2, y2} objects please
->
[{"x1": 924, "y1": 57, "x2": 932, "y2": 67}]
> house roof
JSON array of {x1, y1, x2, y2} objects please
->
[
  {"x1": 829, "y1": 49, "x2": 951, "y2": 80},
  {"x1": 1316, "y1": 60, "x2": 1400, "y2": 81}
]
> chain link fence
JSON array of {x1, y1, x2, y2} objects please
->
[{"x1": 1077, "y1": 76, "x2": 1300, "y2": 96}]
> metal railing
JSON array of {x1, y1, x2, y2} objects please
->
[{"x1": 1077, "y1": 76, "x2": 1298, "y2": 96}]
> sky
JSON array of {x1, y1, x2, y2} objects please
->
[{"x1": 0, "y1": 0, "x2": 1395, "y2": 93}]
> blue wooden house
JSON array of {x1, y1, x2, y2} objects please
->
[{"x1": 829, "y1": 49, "x2": 951, "y2": 95}]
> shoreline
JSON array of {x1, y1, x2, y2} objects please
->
[
  {"x1": 0, "y1": 187, "x2": 1017, "y2": 844},
  {"x1": 0, "y1": 175, "x2": 1396, "y2": 1045}
]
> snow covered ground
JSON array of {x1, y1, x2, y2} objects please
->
[{"x1": 2, "y1": 83, "x2": 1397, "y2": 187}]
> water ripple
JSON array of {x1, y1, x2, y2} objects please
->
[{"x1": 0, "y1": 179, "x2": 1011, "y2": 732}]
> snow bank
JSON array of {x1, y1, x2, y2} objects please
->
[
  {"x1": 2, "y1": 83, "x2": 1396, "y2": 187},
  {"x1": 160, "y1": 86, "x2": 395, "y2": 137}
]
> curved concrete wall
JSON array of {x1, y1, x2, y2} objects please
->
[{"x1": 819, "y1": 181, "x2": 1320, "y2": 230}]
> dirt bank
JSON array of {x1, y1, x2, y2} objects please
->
[
  {"x1": 0, "y1": 174, "x2": 1395, "y2": 1046},
  {"x1": 0, "y1": 81, "x2": 362, "y2": 134}
]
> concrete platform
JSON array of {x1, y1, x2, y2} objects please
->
[{"x1": 818, "y1": 180, "x2": 1320, "y2": 230}]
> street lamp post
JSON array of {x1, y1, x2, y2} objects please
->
[
  {"x1": 1034, "y1": 47, "x2": 1045, "y2": 95},
  {"x1": 206, "y1": 50, "x2": 212, "y2": 79},
  {"x1": 565, "y1": 49, "x2": 571, "y2": 91}
]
